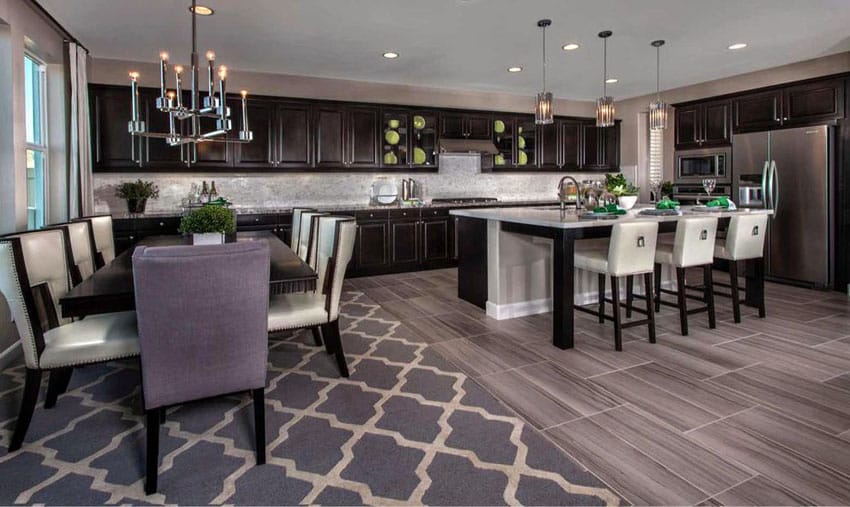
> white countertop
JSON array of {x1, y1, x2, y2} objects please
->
[{"x1": 449, "y1": 205, "x2": 774, "y2": 229}]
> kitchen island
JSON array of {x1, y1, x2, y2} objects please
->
[{"x1": 449, "y1": 205, "x2": 774, "y2": 349}]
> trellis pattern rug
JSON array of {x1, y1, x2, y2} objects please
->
[{"x1": 0, "y1": 291, "x2": 619, "y2": 505}]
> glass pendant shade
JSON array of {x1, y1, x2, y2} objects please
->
[
  {"x1": 649, "y1": 99, "x2": 668, "y2": 130},
  {"x1": 535, "y1": 91, "x2": 554, "y2": 125},
  {"x1": 596, "y1": 96, "x2": 615, "y2": 127}
]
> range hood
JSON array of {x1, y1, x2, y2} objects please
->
[{"x1": 439, "y1": 138, "x2": 499, "y2": 155}]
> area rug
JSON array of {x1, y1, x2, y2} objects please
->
[{"x1": 0, "y1": 291, "x2": 619, "y2": 505}]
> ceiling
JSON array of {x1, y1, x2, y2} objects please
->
[{"x1": 41, "y1": 0, "x2": 850, "y2": 100}]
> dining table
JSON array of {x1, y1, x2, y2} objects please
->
[{"x1": 59, "y1": 231, "x2": 317, "y2": 319}]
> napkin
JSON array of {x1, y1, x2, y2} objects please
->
[
  {"x1": 706, "y1": 196, "x2": 730, "y2": 208},
  {"x1": 593, "y1": 204, "x2": 626, "y2": 215},
  {"x1": 656, "y1": 198, "x2": 680, "y2": 210}
]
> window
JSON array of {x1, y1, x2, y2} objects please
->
[
  {"x1": 24, "y1": 54, "x2": 47, "y2": 229},
  {"x1": 648, "y1": 125, "x2": 663, "y2": 186}
]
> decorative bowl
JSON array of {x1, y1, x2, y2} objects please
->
[{"x1": 618, "y1": 195, "x2": 638, "y2": 210}]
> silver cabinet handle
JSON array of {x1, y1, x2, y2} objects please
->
[
  {"x1": 159, "y1": 222, "x2": 164, "y2": 227},
  {"x1": 761, "y1": 160, "x2": 770, "y2": 209},
  {"x1": 771, "y1": 160, "x2": 780, "y2": 213}
]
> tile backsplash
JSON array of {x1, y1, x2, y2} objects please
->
[{"x1": 93, "y1": 155, "x2": 606, "y2": 213}]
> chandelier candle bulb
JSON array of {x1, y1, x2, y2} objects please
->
[
  {"x1": 174, "y1": 65, "x2": 184, "y2": 109},
  {"x1": 241, "y1": 90, "x2": 249, "y2": 132},
  {"x1": 217, "y1": 66, "x2": 227, "y2": 119},
  {"x1": 206, "y1": 51, "x2": 215, "y2": 105},
  {"x1": 129, "y1": 72, "x2": 140, "y2": 122},
  {"x1": 158, "y1": 52, "x2": 168, "y2": 100},
  {"x1": 167, "y1": 91, "x2": 177, "y2": 139}
]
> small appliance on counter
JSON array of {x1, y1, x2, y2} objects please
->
[{"x1": 369, "y1": 177, "x2": 399, "y2": 205}]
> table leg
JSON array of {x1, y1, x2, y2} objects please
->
[
  {"x1": 745, "y1": 257, "x2": 766, "y2": 317},
  {"x1": 552, "y1": 231, "x2": 575, "y2": 349}
]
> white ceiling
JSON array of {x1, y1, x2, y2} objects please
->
[{"x1": 42, "y1": 0, "x2": 850, "y2": 100}]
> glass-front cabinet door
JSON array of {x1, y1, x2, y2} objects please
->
[
  {"x1": 410, "y1": 111, "x2": 438, "y2": 168},
  {"x1": 491, "y1": 115, "x2": 515, "y2": 167},
  {"x1": 515, "y1": 116, "x2": 538, "y2": 168},
  {"x1": 382, "y1": 110, "x2": 409, "y2": 167}
]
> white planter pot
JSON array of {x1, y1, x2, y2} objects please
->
[
  {"x1": 192, "y1": 232, "x2": 224, "y2": 245},
  {"x1": 618, "y1": 195, "x2": 638, "y2": 210}
]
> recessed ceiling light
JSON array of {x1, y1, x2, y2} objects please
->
[
  {"x1": 562, "y1": 43, "x2": 580, "y2": 51},
  {"x1": 728, "y1": 43, "x2": 748, "y2": 50},
  {"x1": 507, "y1": 66, "x2": 523, "y2": 73},
  {"x1": 382, "y1": 51, "x2": 399, "y2": 59},
  {"x1": 605, "y1": 78, "x2": 618, "y2": 84},
  {"x1": 189, "y1": 5, "x2": 214, "y2": 15}
]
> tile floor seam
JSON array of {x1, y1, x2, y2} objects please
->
[
  {"x1": 703, "y1": 362, "x2": 764, "y2": 382},
  {"x1": 583, "y1": 361, "x2": 655, "y2": 380},
  {"x1": 473, "y1": 359, "x2": 551, "y2": 380},
  {"x1": 540, "y1": 405, "x2": 626, "y2": 432},
  {"x1": 682, "y1": 405, "x2": 760, "y2": 435},
  {"x1": 691, "y1": 473, "x2": 764, "y2": 506}
]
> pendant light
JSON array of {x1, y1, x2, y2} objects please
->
[
  {"x1": 534, "y1": 19, "x2": 554, "y2": 125},
  {"x1": 649, "y1": 39, "x2": 668, "y2": 130},
  {"x1": 595, "y1": 30, "x2": 615, "y2": 127}
]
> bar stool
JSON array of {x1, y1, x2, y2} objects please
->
[
  {"x1": 290, "y1": 207, "x2": 316, "y2": 253},
  {"x1": 643, "y1": 217, "x2": 719, "y2": 336},
  {"x1": 574, "y1": 222, "x2": 659, "y2": 351},
  {"x1": 713, "y1": 214, "x2": 769, "y2": 323}
]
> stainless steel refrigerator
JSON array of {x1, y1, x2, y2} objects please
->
[{"x1": 732, "y1": 125, "x2": 832, "y2": 288}]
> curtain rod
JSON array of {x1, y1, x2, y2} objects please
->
[{"x1": 29, "y1": 0, "x2": 90, "y2": 54}]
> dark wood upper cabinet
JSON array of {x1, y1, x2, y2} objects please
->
[
  {"x1": 581, "y1": 121, "x2": 620, "y2": 171},
  {"x1": 189, "y1": 97, "x2": 234, "y2": 168},
  {"x1": 515, "y1": 117, "x2": 538, "y2": 168},
  {"x1": 674, "y1": 100, "x2": 730, "y2": 149},
  {"x1": 233, "y1": 99, "x2": 275, "y2": 169},
  {"x1": 466, "y1": 114, "x2": 492, "y2": 140},
  {"x1": 91, "y1": 86, "x2": 141, "y2": 171},
  {"x1": 347, "y1": 107, "x2": 380, "y2": 168},
  {"x1": 141, "y1": 90, "x2": 185, "y2": 168},
  {"x1": 440, "y1": 112, "x2": 491, "y2": 139},
  {"x1": 409, "y1": 111, "x2": 439, "y2": 168},
  {"x1": 674, "y1": 105, "x2": 701, "y2": 149},
  {"x1": 276, "y1": 102, "x2": 312, "y2": 168},
  {"x1": 733, "y1": 90, "x2": 782, "y2": 133},
  {"x1": 782, "y1": 78, "x2": 845, "y2": 126},
  {"x1": 559, "y1": 120, "x2": 582, "y2": 170},
  {"x1": 314, "y1": 107, "x2": 346, "y2": 167},
  {"x1": 538, "y1": 122, "x2": 559, "y2": 169},
  {"x1": 440, "y1": 113, "x2": 466, "y2": 138}
]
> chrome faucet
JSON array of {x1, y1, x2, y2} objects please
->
[{"x1": 558, "y1": 175, "x2": 582, "y2": 212}]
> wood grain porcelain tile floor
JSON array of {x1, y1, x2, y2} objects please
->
[{"x1": 346, "y1": 269, "x2": 850, "y2": 505}]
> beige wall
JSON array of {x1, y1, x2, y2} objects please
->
[{"x1": 617, "y1": 52, "x2": 850, "y2": 200}]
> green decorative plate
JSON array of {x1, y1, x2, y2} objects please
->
[
  {"x1": 384, "y1": 151, "x2": 398, "y2": 165},
  {"x1": 413, "y1": 115, "x2": 426, "y2": 130},
  {"x1": 494, "y1": 120, "x2": 505, "y2": 134},
  {"x1": 518, "y1": 150, "x2": 528, "y2": 165},
  {"x1": 517, "y1": 136, "x2": 526, "y2": 149},
  {"x1": 385, "y1": 129, "x2": 400, "y2": 145},
  {"x1": 413, "y1": 147, "x2": 427, "y2": 165},
  {"x1": 388, "y1": 119, "x2": 400, "y2": 129},
  {"x1": 494, "y1": 154, "x2": 505, "y2": 165}
]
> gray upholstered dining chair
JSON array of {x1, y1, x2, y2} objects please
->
[
  {"x1": 0, "y1": 229, "x2": 139, "y2": 452},
  {"x1": 290, "y1": 207, "x2": 315, "y2": 254},
  {"x1": 133, "y1": 241, "x2": 271, "y2": 495},
  {"x1": 76, "y1": 215, "x2": 115, "y2": 269},
  {"x1": 47, "y1": 221, "x2": 97, "y2": 287},
  {"x1": 268, "y1": 216, "x2": 356, "y2": 376}
]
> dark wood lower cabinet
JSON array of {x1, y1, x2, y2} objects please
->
[
  {"x1": 390, "y1": 219, "x2": 420, "y2": 269},
  {"x1": 352, "y1": 220, "x2": 389, "y2": 274}
]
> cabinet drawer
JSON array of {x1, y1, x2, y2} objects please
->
[
  {"x1": 236, "y1": 214, "x2": 279, "y2": 227},
  {"x1": 113, "y1": 218, "x2": 135, "y2": 233},
  {"x1": 421, "y1": 208, "x2": 451, "y2": 218},
  {"x1": 354, "y1": 209, "x2": 389, "y2": 222},
  {"x1": 389, "y1": 209, "x2": 420, "y2": 220},
  {"x1": 134, "y1": 217, "x2": 181, "y2": 233}
]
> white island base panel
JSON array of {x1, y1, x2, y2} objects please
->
[{"x1": 484, "y1": 219, "x2": 676, "y2": 320}]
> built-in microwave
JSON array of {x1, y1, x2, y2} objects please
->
[{"x1": 674, "y1": 147, "x2": 731, "y2": 183}]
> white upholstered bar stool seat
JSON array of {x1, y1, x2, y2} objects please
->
[
  {"x1": 650, "y1": 217, "x2": 719, "y2": 335},
  {"x1": 713, "y1": 213, "x2": 769, "y2": 322},
  {"x1": 573, "y1": 221, "x2": 659, "y2": 351}
]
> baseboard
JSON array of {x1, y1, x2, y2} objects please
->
[
  {"x1": 0, "y1": 341, "x2": 22, "y2": 370},
  {"x1": 485, "y1": 280, "x2": 676, "y2": 320}
]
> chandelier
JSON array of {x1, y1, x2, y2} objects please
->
[
  {"x1": 649, "y1": 39, "x2": 669, "y2": 130},
  {"x1": 127, "y1": 0, "x2": 252, "y2": 146},
  {"x1": 534, "y1": 19, "x2": 554, "y2": 125},
  {"x1": 595, "y1": 30, "x2": 615, "y2": 128}
]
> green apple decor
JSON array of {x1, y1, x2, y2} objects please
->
[
  {"x1": 413, "y1": 147, "x2": 427, "y2": 165},
  {"x1": 388, "y1": 119, "x2": 400, "y2": 129},
  {"x1": 518, "y1": 151, "x2": 528, "y2": 165},
  {"x1": 494, "y1": 120, "x2": 505, "y2": 134},
  {"x1": 383, "y1": 151, "x2": 398, "y2": 165},
  {"x1": 385, "y1": 129, "x2": 400, "y2": 145},
  {"x1": 413, "y1": 115, "x2": 426, "y2": 130},
  {"x1": 517, "y1": 136, "x2": 526, "y2": 149}
]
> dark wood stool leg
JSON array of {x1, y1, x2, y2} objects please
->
[
  {"x1": 676, "y1": 267, "x2": 689, "y2": 336},
  {"x1": 9, "y1": 368, "x2": 42, "y2": 452},
  {"x1": 321, "y1": 320, "x2": 349, "y2": 377},
  {"x1": 729, "y1": 261, "x2": 742, "y2": 323},
  {"x1": 626, "y1": 275, "x2": 634, "y2": 319},
  {"x1": 145, "y1": 408, "x2": 161, "y2": 495},
  {"x1": 597, "y1": 273, "x2": 605, "y2": 323},
  {"x1": 252, "y1": 387, "x2": 266, "y2": 465},
  {"x1": 311, "y1": 326, "x2": 323, "y2": 347},
  {"x1": 45, "y1": 367, "x2": 73, "y2": 409},
  {"x1": 610, "y1": 276, "x2": 623, "y2": 351},
  {"x1": 704, "y1": 264, "x2": 717, "y2": 329},
  {"x1": 644, "y1": 272, "x2": 656, "y2": 344},
  {"x1": 654, "y1": 263, "x2": 662, "y2": 313}
]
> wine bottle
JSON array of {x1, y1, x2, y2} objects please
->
[
  {"x1": 209, "y1": 181, "x2": 218, "y2": 202},
  {"x1": 200, "y1": 180, "x2": 209, "y2": 202}
]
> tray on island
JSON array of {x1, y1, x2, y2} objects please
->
[
  {"x1": 579, "y1": 212, "x2": 620, "y2": 220},
  {"x1": 691, "y1": 205, "x2": 742, "y2": 213},
  {"x1": 639, "y1": 208, "x2": 681, "y2": 216}
]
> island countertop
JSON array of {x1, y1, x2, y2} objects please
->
[{"x1": 450, "y1": 205, "x2": 774, "y2": 229}]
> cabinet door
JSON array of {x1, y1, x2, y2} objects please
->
[
  {"x1": 277, "y1": 103, "x2": 312, "y2": 168},
  {"x1": 91, "y1": 86, "x2": 142, "y2": 171},
  {"x1": 581, "y1": 123, "x2": 602, "y2": 168},
  {"x1": 390, "y1": 219, "x2": 420, "y2": 267},
  {"x1": 465, "y1": 114, "x2": 492, "y2": 139},
  {"x1": 733, "y1": 90, "x2": 782, "y2": 133},
  {"x1": 674, "y1": 104, "x2": 701, "y2": 149},
  {"x1": 141, "y1": 90, "x2": 185, "y2": 168},
  {"x1": 538, "y1": 122, "x2": 559, "y2": 168},
  {"x1": 422, "y1": 218, "x2": 451, "y2": 263},
  {"x1": 381, "y1": 110, "x2": 408, "y2": 168},
  {"x1": 559, "y1": 120, "x2": 582, "y2": 170},
  {"x1": 188, "y1": 97, "x2": 234, "y2": 168},
  {"x1": 515, "y1": 117, "x2": 538, "y2": 167},
  {"x1": 314, "y1": 107, "x2": 345, "y2": 167},
  {"x1": 602, "y1": 122, "x2": 620, "y2": 170},
  {"x1": 782, "y1": 79, "x2": 845, "y2": 126},
  {"x1": 410, "y1": 111, "x2": 439, "y2": 168},
  {"x1": 348, "y1": 107, "x2": 379, "y2": 168},
  {"x1": 491, "y1": 115, "x2": 515, "y2": 167},
  {"x1": 354, "y1": 221, "x2": 388, "y2": 271},
  {"x1": 440, "y1": 113, "x2": 466, "y2": 138},
  {"x1": 701, "y1": 100, "x2": 731, "y2": 146},
  {"x1": 233, "y1": 99, "x2": 275, "y2": 169}
]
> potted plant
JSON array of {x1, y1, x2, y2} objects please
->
[
  {"x1": 115, "y1": 179, "x2": 159, "y2": 214},
  {"x1": 605, "y1": 173, "x2": 640, "y2": 210},
  {"x1": 178, "y1": 205, "x2": 236, "y2": 245},
  {"x1": 661, "y1": 181, "x2": 674, "y2": 200}
]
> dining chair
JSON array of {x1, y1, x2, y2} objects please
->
[
  {"x1": 712, "y1": 213, "x2": 769, "y2": 322},
  {"x1": 46, "y1": 221, "x2": 97, "y2": 287},
  {"x1": 574, "y1": 222, "x2": 659, "y2": 351},
  {"x1": 290, "y1": 207, "x2": 316, "y2": 254},
  {"x1": 268, "y1": 216, "x2": 356, "y2": 376},
  {"x1": 133, "y1": 241, "x2": 270, "y2": 495},
  {"x1": 297, "y1": 211, "x2": 328, "y2": 266},
  {"x1": 642, "y1": 216, "x2": 718, "y2": 335},
  {"x1": 0, "y1": 230, "x2": 139, "y2": 452},
  {"x1": 76, "y1": 215, "x2": 115, "y2": 269}
]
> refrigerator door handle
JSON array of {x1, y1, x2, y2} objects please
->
[
  {"x1": 761, "y1": 160, "x2": 770, "y2": 209},
  {"x1": 770, "y1": 160, "x2": 779, "y2": 213}
]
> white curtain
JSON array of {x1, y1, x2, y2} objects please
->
[{"x1": 68, "y1": 42, "x2": 93, "y2": 218}]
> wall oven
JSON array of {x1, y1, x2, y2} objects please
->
[{"x1": 674, "y1": 147, "x2": 731, "y2": 184}]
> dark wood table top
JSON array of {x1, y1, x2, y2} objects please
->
[{"x1": 60, "y1": 231, "x2": 317, "y2": 318}]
